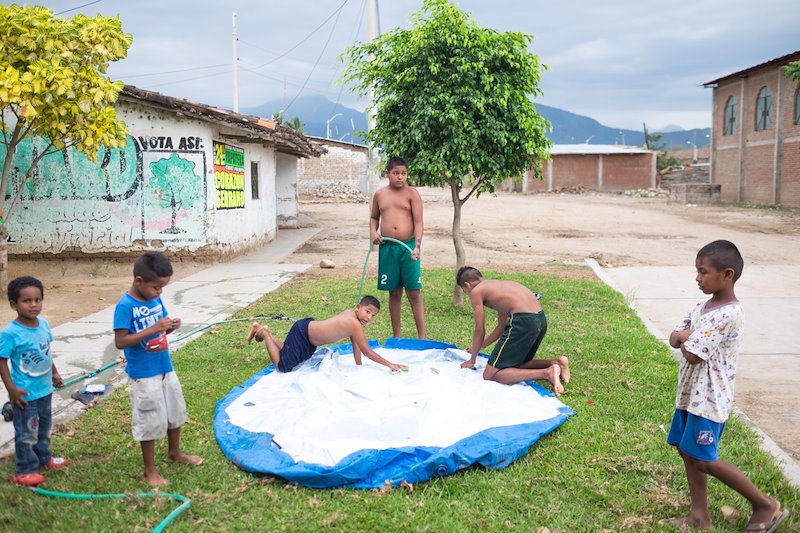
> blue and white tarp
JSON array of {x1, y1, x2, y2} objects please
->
[{"x1": 214, "y1": 338, "x2": 574, "y2": 489}]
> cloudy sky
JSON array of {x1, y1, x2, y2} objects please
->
[{"x1": 30, "y1": 0, "x2": 800, "y2": 131}]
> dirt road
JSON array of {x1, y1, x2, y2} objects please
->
[
  {"x1": 9, "y1": 187, "x2": 797, "y2": 329},
  {"x1": 288, "y1": 187, "x2": 799, "y2": 273}
]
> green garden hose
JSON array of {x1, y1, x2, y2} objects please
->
[{"x1": 29, "y1": 486, "x2": 191, "y2": 532}]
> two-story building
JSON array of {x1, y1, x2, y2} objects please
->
[{"x1": 704, "y1": 50, "x2": 800, "y2": 207}]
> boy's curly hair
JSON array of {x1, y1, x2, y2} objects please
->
[{"x1": 7, "y1": 276, "x2": 44, "y2": 302}]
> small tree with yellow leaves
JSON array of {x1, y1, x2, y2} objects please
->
[{"x1": 0, "y1": 5, "x2": 132, "y2": 284}]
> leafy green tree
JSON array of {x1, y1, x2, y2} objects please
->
[
  {"x1": 286, "y1": 116, "x2": 304, "y2": 133},
  {"x1": 0, "y1": 5, "x2": 131, "y2": 283},
  {"x1": 643, "y1": 123, "x2": 680, "y2": 172},
  {"x1": 783, "y1": 60, "x2": 800, "y2": 80},
  {"x1": 344, "y1": 0, "x2": 551, "y2": 304}
]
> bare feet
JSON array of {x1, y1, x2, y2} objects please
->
[
  {"x1": 247, "y1": 322, "x2": 269, "y2": 343},
  {"x1": 547, "y1": 364, "x2": 564, "y2": 396},
  {"x1": 144, "y1": 471, "x2": 169, "y2": 487},
  {"x1": 557, "y1": 356, "x2": 571, "y2": 383},
  {"x1": 167, "y1": 452, "x2": 203, "y2": 466}
]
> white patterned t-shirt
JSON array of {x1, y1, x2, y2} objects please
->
[{"x1": 674, "y1": 300, "x2": 744, "y2": 423}]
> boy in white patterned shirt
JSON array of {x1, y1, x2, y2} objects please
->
[{"x1": 665, "y1": 240, "x2": 788, "y2": 532}]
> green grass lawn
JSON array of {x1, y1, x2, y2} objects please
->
[{"x1": 1, "y1": 268, "x2": 797, "y2": 531}]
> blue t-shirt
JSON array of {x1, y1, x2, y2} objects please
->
[
  {"x1": 0, "y1": 317, "x2": 55, "y2": 401},
  {"x1": 113, "y1": 292, "x2": 174, "y2": 379}
]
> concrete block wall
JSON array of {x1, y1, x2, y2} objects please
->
[
  {"x1": 298, "y1": 142, "x2": 369, "y2": 200},
  {"x1": 668, "y1": 183, "x2": 721, "y2": 204}
]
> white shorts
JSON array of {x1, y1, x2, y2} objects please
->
[{"x1": 128, "y1": 371, "x2": 187, "y2": 442}]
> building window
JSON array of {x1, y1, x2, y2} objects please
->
[
  {"x1": 755, "y1": 86, "x2": 772, "y2": 131},
  {"x1": 251, "y1": 161, "x2": 260, "y2": 199},
  {"x1": 723, "y1": 96, "x2": 737, "y2": 135},
  {"x1": 795, "y1": 87, "x2": 800, "y2": 125}
]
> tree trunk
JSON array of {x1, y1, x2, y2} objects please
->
[
  {"x1": 450, "y1": 180, "x2": 466, "y2": 307},
  {"x1": 0, "y1": 224, "x2": 8, "y2": 290}
]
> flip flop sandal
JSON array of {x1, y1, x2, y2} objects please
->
[{"x1": 744, "y1": 508, "x2": 790, "y2": 533}]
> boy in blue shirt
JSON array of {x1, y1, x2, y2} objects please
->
[
  {"x1": 0, "y1": 276, "x2": 67, "y2": 486},
  {"x1": 666, "y1": 240, "x2": 788, "y2": 532},
  {"x1": 114, "y1": 251, "x2": 202, "y2": 487}
]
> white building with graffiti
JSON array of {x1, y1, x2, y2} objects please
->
[{"x1": 1, "y1": 85, "x2": 324, "y2": 258}]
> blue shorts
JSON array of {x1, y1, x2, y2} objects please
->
[
  {"x1": 278, "y1": 318, "x2": 317, "y2": 372},
  {"x1": 667, "y1": 409, "x2": 726, "y2": 462}
]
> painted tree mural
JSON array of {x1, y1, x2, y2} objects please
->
[{"x1": 148, "y1": 154, "x2": 202, "y2": 234}]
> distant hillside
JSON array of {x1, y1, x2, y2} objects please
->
[
  {"x1": 243, "y1": 96, "x2": 709, "y2": 150},
  {"x1": 242, "y1": 96, "x2": 368, "y2": 144},
  {"x1": 534, "y1": 104, "x2": 710, "y2": 149}
]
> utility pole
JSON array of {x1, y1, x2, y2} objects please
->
[
  {"x1": 232, "y1": 12, "x2": 239, "y2": 113},
  {"x1": 365, "y1": 0, "x2": 380, "y2": 199}
]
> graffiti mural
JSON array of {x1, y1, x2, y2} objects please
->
[{"x1": 0, "y1": 134, "x2": 207, "y2": 253}]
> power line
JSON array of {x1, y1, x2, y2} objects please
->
[
  {"x1": 54, "y1": 0, "x2": 104, "y2": 16},
  {"x1": 118, "y1": 64, "x2": 230, "y2": 80},
  {"x1": 329, "y1": 0, "x2": 367, "y2": 118},
  {"x1": 143, "y1": 66, "x2": 233, "y2": 90},
  {"x1": 111, "y1": 1, "x2": 350, "y2": 98},
  {"x1": 282, "y1": 1, "x2": 346, "y2": 114},
  {"x1": 243, "y1": 0, "x2": 350, "y2": 71},
  {"x1": 237, "y1": 63, "x2": 342, "y2": 99}
]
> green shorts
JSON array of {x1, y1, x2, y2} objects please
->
[
  {"x1": 377, "y1": 238, "x2": 422, "y2": 291},
  {"x1": 489, "y1": 311, "x2": 547, "y2": 369}
]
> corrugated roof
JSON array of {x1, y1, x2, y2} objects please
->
[
  {"x1": 550, "y1": 144, "x2": 654, "y2": 155},
  {"x1": 703, "y1": 50, "x2": 800, "y2": 87},
  {"x1": 118, "y1": 85, "x2": 325, "y2": 159}
]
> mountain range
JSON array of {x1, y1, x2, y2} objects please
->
[{"x1": 242, "y1": 96, "x2": 710, "y2": 151}]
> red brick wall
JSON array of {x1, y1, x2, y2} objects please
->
[
  {"x1": 743, "y1": 69, "x2": 778, "y2": 145},
  {"x1": 779, "y1": 78, "x2": 800, "y2": 205},
  {"x1": 779, "y1": 78, "x2": 800, "y2": 134},
  {"x1": 712, "y1": 58, "x2": 800, "y2": 206},
  {"x1": 714, "y1": 146, "x2": 741, "y2": 202},
  {"x1": 526, "y1": 153, "x2": 654, "y2": 191},
  {"x1": 782, "y1": 139, "x2": 800, "y2": 205},
  {"x1": 742, "y1": 144, "x2": 776, "y2": 204},
  {"x1": 526, "y1": 168, "x2": 547, "y2": 191},
  {"x1": 553, "y1": 154, "x2": 598, "y2": 189},
  {"x1": 602, "y1": 153, "x2": 654, "y2": 189}
]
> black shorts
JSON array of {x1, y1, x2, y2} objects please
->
[
  {"x1": 488, "y1": 312, "x2": 547, "y2": 369},
  {"x1": 278, "y1": 318, "x2": 317, "y2": 372}
]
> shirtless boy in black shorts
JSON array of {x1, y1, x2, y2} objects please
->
[{"x1": 456, "y1": 266, "x2": 569, "y2": 395}]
